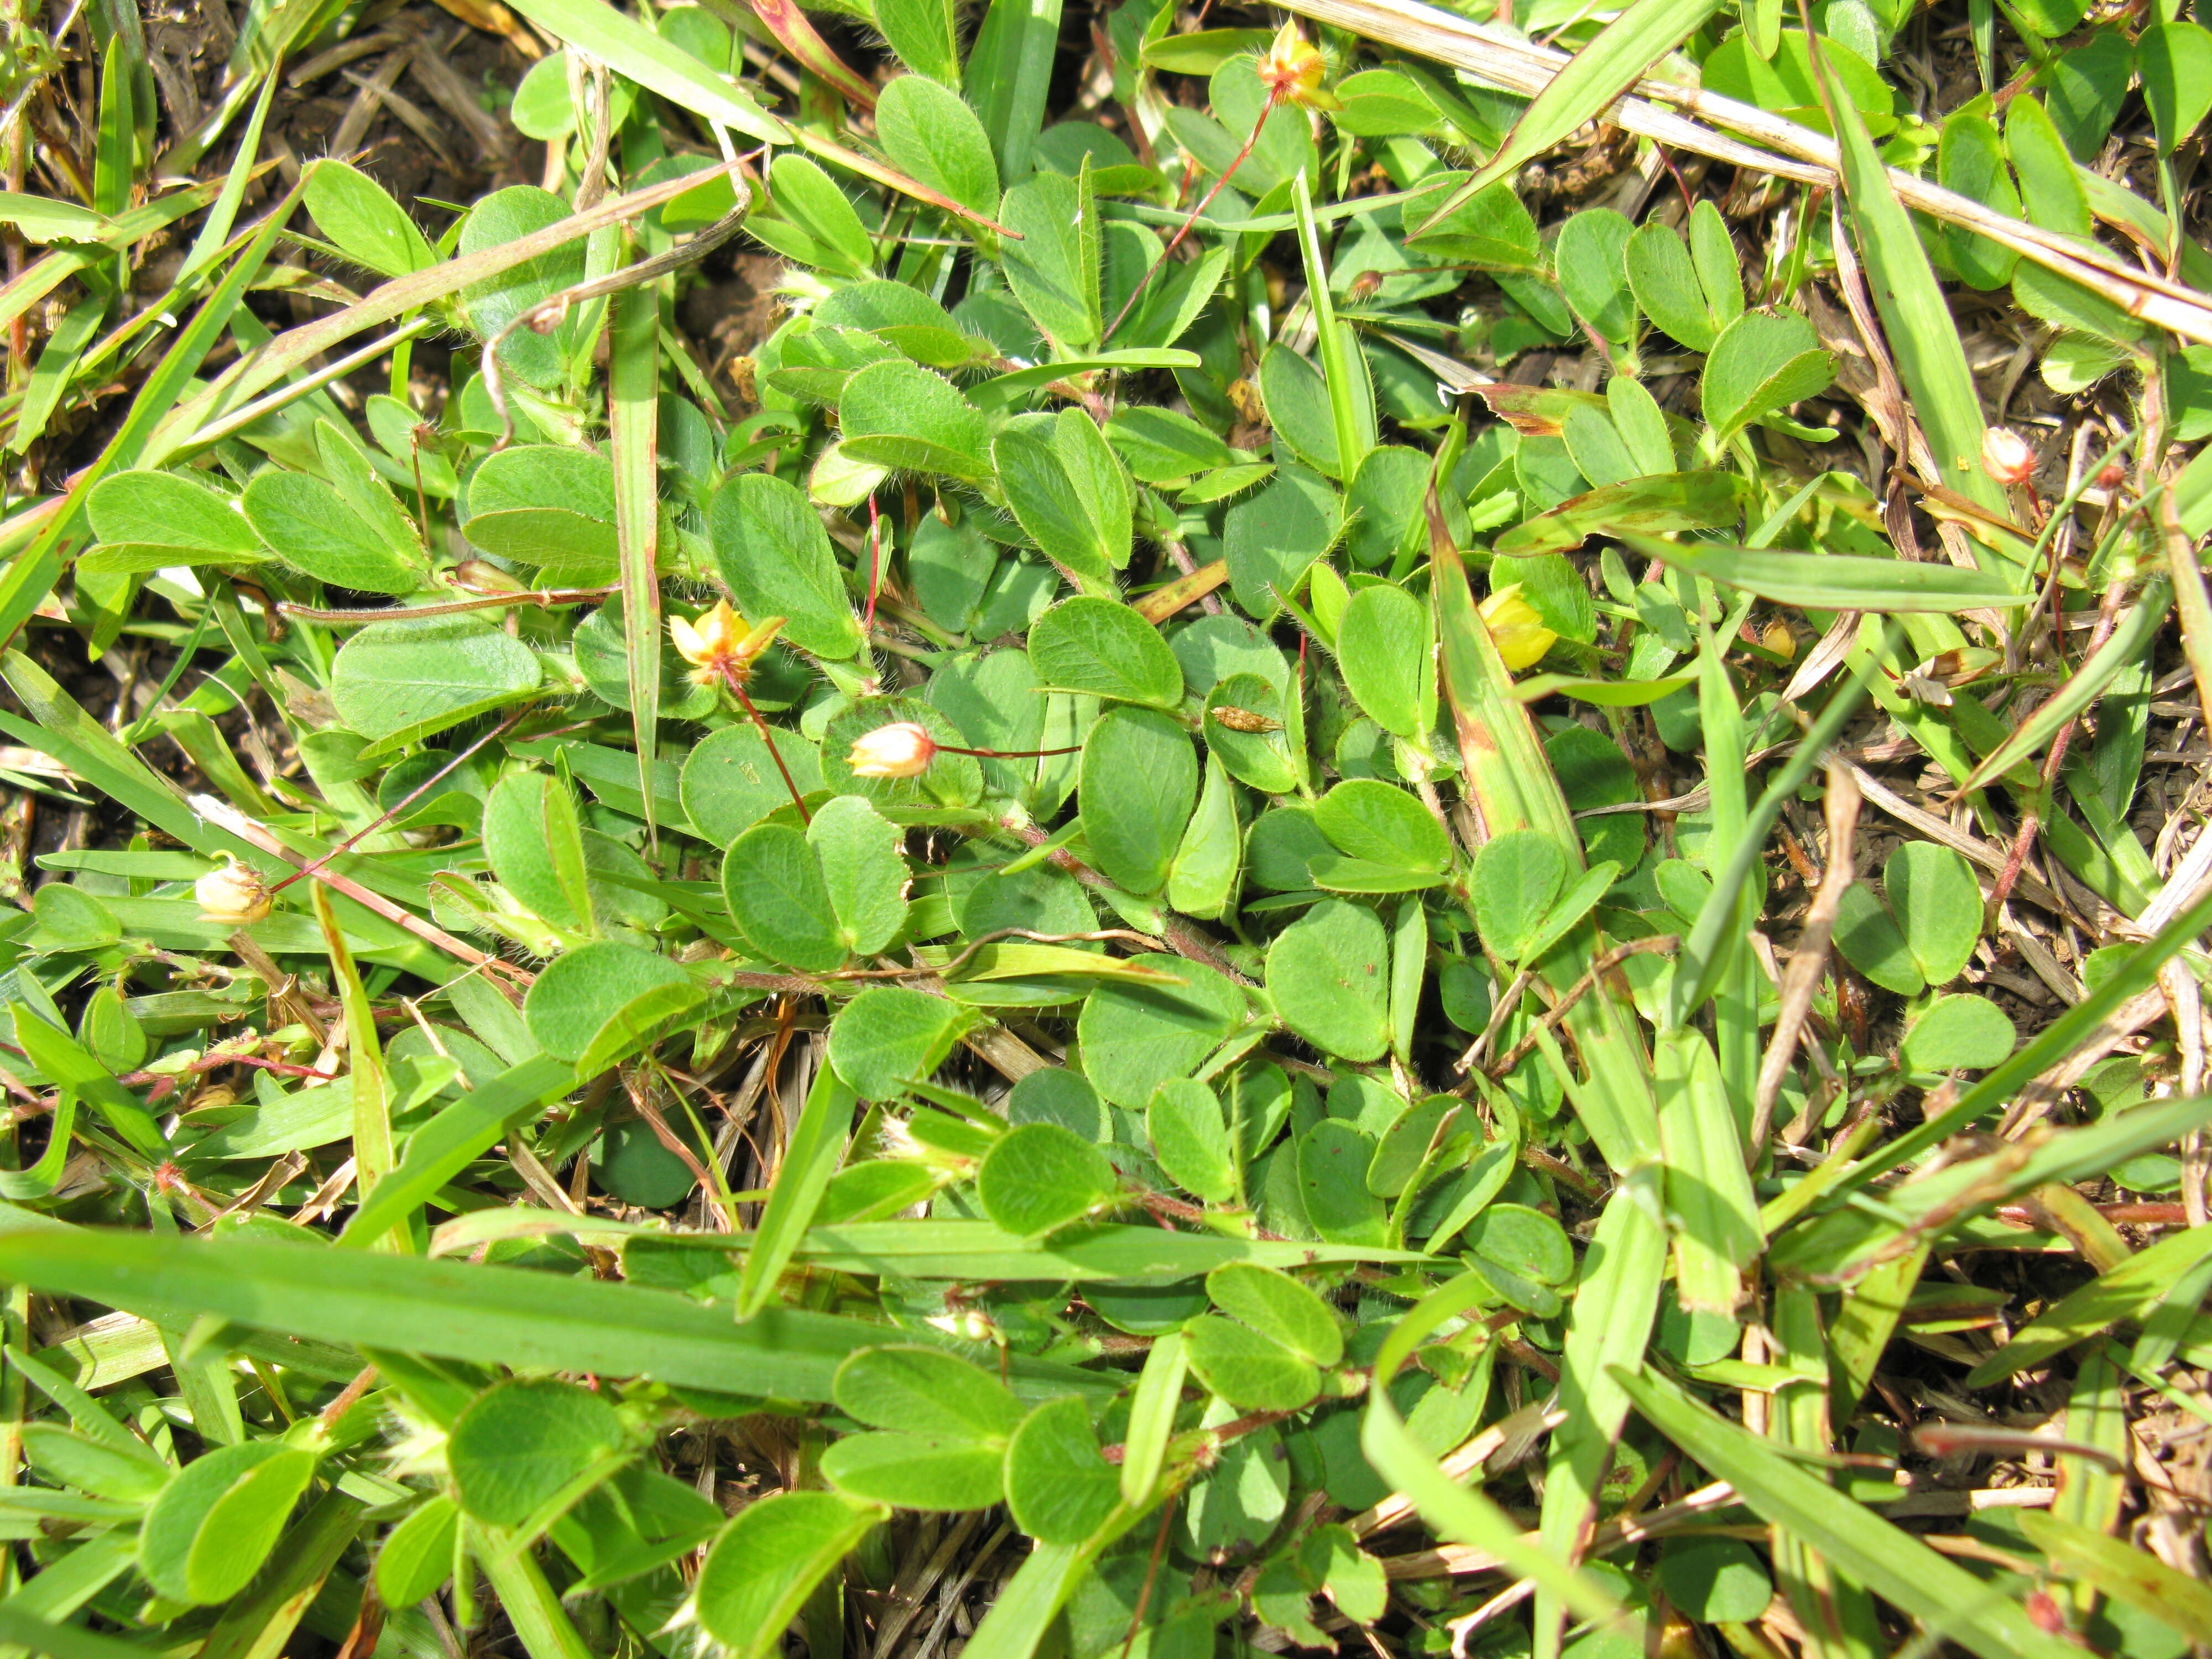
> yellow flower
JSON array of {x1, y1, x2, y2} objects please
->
[
  {"x1": 1256, "y1": 21, "x2": 1338, "y2": 111},
  {"x1": 847, "y1": 721, "x2": 937, "y2": 779},
  {"x1": 1479, "y1": 583, "x2": 1557, "y2": 672},
  {"x1": 195, "y1": 855, "x2": 273, "y2": 925},
  {"x1": 669, "y1": 601, "x2": 785, "y2": 687}
]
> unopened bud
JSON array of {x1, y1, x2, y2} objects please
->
[
  {"x1": 1761, "y1": 622, "x2": 1796, "y2": 660},
  {"x1": 847, "y1": 721, "x2": 936, "y2": 779},
  {"x1": 1980, "y1": 426, "x2": 2035, "y2": 486},
  {"x1": 451, "y1": 559, "x2": 529, "y2": 596},
  {"x1": 195, "y1": 856, "x2": 273, "y2": 926}
]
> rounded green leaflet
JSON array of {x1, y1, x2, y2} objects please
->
[
  {"x1": 1005, "y1": 1395, "x2": 1121, "y2": 1545},
  {"x1": 1181, "y1": 1314, "x2": 1319, "y2": 1411},
  {"x1": 2138, "y1": 21, "x2": 2212, "y2": 155},
  {"x1": 769, "y1": 153, "x2": 874, "y2": 278},
  {"x1": 710, "y1": 472, "x2": 864, "y2": 660},
  {"x1": 1205, "y1": 1262, "x2": 1342, "y2": 1367},
  {"x1": 375, "y1": 1495, "x2": 460, "y2": 1607},
  {"x1": 1658, "y1": 1538, "x2": 1772, "y2": 1624},
  {"x1": 1028, "y1": 597, "x2": 1182, "y2": 709},
  {"x1": 1296, "y1": 1118, "x2": 1387, "y2": 1246},
  {"x1": 1624, "y1": 222, "x2": 1716, "y2": 353},
  {"x1": 833, "y1": 1345, "x2": 1021, "y2": 1440},
  {"x1": 1077, "y1": 953, "x2": 1246, "y2": 1107},
  {"x1": 1259, "y1": 343, "x2": 1339, "y2": 479},
  {"x1": 1313, "y1": 779, "x2": 1449, "y2": 872},
  {"x1": 999, "y1": 170, "x2": 1101, "y2": 351},
  {"x1": 483, "y1": 770, "x2": 591, "y2": 933},
  {"x1": 1334, "y1": 583, "x2": 1430, "y2": 739},
  {"x1": 839, "y1": 358, "x2": 992, "y2": 478},
  {"x1": 1553, "y1": 207, "x2": 1636, "y2": 346},
  {"x1": 459, "y1": 185, "x2": 587, "y2": 390},
  {"x1": 975, "y1": 1121, "x2": 1118, "y2": 1237},
  {"x1": 721, "y1": 822, "x2": 847, "y2": 972},
  {"x1": 1468, "y1": 828, "x2": 1566, "y2": 959},
  {"x1": 874, "y1": 73, "x2": 1000, "y2": 217},
  {"x1": 1900, "y1": 994, "x2": 2016, "y2": 1072},
  {"x1": 304, "y1": 158, "x2": 436, "y2": 278},
  {"x1": 1700, "y1": 308, "x2": 1835, "y2": 442},
  {"x1": 1830, "y1": 881, "x2": 1924, "y2": 996},
  {"x1": 1884, "y1": 841, "x2": 1981, "y2": 987},
  {"x1": 447, "y1": 1378, "x2": 628, "y2": 1526},
  {"x1": 462, "y1": 445, "x2": 620, "y2": 583},
  {"x1": 1147, "y1": 1078, "x2": 1235, "y2": 1204},
  {"x1": 695, "y1": 1491, "x2": 884, "y2": 1659},
  {"x1": 1463, "y1": 1203, "x2": 1573, "y2": 1286},
  {"x1": 140, "y1": 1440, "x2": 317, "y2": 1605},
  {"x1": 524, "y1": 940, "x2": 702, "y2": 1067},
  {"x1": 807, "y1": 794, "x2": 910, "y2": 955},
  {"x1": 1081, "y1": 705, "x2": 1198, "y2": 895},
  {"x1": 1265, "y1": 899, "x2": 1391, "y2": 1063},
  {"x1": 827, "y1": 986, "x2": 974, "y2": 1099},
  {"x1": 1009, "y1": 1067, "x2": 1110, "y2": 1141},
  {"x1": 86, "y1": 468, "x2": 263, "y2": 561},
  {"x1": 244, "y1": 471, "x2": 424, "y2": 595},
  {"x1": 822, "y1": 1432, "x2": 1006, "y2": 1511},
  {"x1": 328, "y1": 614, "x2": 541, "y2": 750},
  {"x1": 1203, "y1": 674, "x2": 1299, "y2": 795},
  {"x1": 684, "y1": 726, "x2": 826, "y2": 844}
]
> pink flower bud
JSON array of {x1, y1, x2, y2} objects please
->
[
  {"x1": 1980, "y1": 426, "x2": 2035, "y2": 486},
  {"x1": 847, "y1": 721, "x2": 936, "y2": 779}
]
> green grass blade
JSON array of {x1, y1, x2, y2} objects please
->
[
  {"x1": 1293, "y1": 170, "x2": 1376, "y2": 481},
  {"x1": 1413, "y1": 0, "x2": 1723, "y2": 232},
  {"x1": 966, "y1": 0, "x2": 1064, "y2": 182},
  {"x1": 737, "y1": 1063, "x2": 855, "y2": 1318},
  {"x1": 500, "y1": 0, "x2": 785, "y2": 139},
  {"x1": 609, "y1": 280, "x2": 663, "y2": 848},
  {"x1": 1966, "y1": 1225, "x2": 2212, "y2": 1385},
  {"x1": 314, "y1": 883, "x2": 394, "y2": 1207},
  {"x1": 1961, "y1": 581, "x2": 2170, "y2": 792},
  {"x1": 2017, "y1": 1510, "x2": 2212, "y2": 1647},
  {"x1": 1616, "y1": 1366, "x2": 2085, "y2": 1659},
  {"x1": 1621, "y1": 535, "x2": 2031, "y2": 611}
]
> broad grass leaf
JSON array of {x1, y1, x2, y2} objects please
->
[
  {"x1": 1206, "y1": 1262, "x2": 1341, "y2": 1366},
  {"x1": 375, "y1": 1495, "x2": 459, "y2": 1606},
  {"x1": 462, "y1": 444, "x2": 619, "y2": 583},
  {"x1": 304, "y1": 158, "x2": 436, "y2": 278},
  {"x1": 1335, "y1": 583, "x2": 1430, "y2": 739},
  {"x1": 975, "y1": 1121, "x2": 1118, "y2": 1235},
  {"x1": 1182, "y1": 1315, "x2": 1318, "y2": 1411},
  {"x1": 1313, "y1": 780, "x2": 1450, "y2": 872},
  {"x1": 827, "y1": 986, "x2": 974, "y2": 1099},
  {"x1": 448, "y1": 1379, "x2": 625, "y2": 1526},
  {"x1": 1266, "y1": 899, "x2": 1391, "y2": 1062},
  {"x1": 1493, "y1": 472, "x2": 1746, "y2": 557},
  {"x1": 876, "y1": 75, "x2": 1000, "y2": 217},
  {"x1": 740, "y1": 1061, "x2": 857, "y2": 1319},
  {"x1": 1468, "y1": 829, "x2": 1566, "y2": 959},
  {"x1": 722, "y1": 825, "x2": 846, "y2": 972},
  {"x1": 524, "y1": 941, "x2": 703, "y2": 1068},
  {"x1": 1079, "y1": 705, "x2": 1197, "y2": 894},
  {"x1": 1884, "y1": 842, "x2": 1981, "y2": 985},
  {"x1": 1077, "y1": 954, "x2": 1245, "y2": 1108},
  {"x1": 834, "y1": 1345, "x2": 1021, "y2": 1439},
  {"x1": 822, "y1": 1433, "x2": 1004, "y2": 1510},
  {"x1": 1700, "y1": 309, "x2": 1834, "y2": 442},
  {"x1": 1621, "y1": 534, "x2": 2029, "y2": 611},
  {"x1": 328, "y1": 615, "x2": 541, "y2": 753},
  {"x1": 694, "y1": 1493, "x2": 883, "y2": 1659},
  {"x1": 1147, "y1": 1078, "x2": 1235, "y2": 1204},
  {"x1": 1899, "y1": 994, "x2": 2015, "y2": 1071},
  {"x1": 2138, "y1": 20, "x2": 2212, "y2": 155},
  {"x1": 140, "y1": 1441, "x2": 314, "y2": 1605},
  {"x1": 711, "y1": 472, "x2": 864, "y2": 660},
  {"x1": 682, "y1": 726, "x2": 825, "y2": 842},
  {"x1": 1005, "y1": 1396, "x2": 1120, "y2": 1545}
]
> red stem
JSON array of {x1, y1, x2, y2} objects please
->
[
  {"x1": 725, "y1": 667, "x2": 811, "y2": 825},
  {"x1": 1103, "y1": 97, "x2": 1277, "y2": 342}
]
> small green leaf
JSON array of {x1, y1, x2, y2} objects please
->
[
  {"x1": 695, "y1": 1493, "x2": 884, "y2": 1659},
  {"x1": 1266, "y1": 899, "x2": 1391, "y2": 1063},
  {"x1": 140, "y1": 1442, "x2": 316, "y2": 1606},
  {"x1": 1625, "y1": 222, "x2": 1716, "y2": 352},
  {"x1": 975, "y1": 1121, "x2": 1118, "y2": 1236},
  {"x1": 1004, "y1": 1396, "x2": 1120, "y2": 1545},
  {"x1": 1205, "y1": 1262, "x2": 1342, "y2": 1366},
  {"x1": 375, "y1": 1495, "x2": 460, "y2": 1607},
  {"x1": 875, "y1": 74, "x2": 1001, "y2": 217},
  {"x1": 1884, "y1": 841, "x2": 1981, "y2": 987},
  {"x1": 839, "y1": 359, "x2": 993, "y2": 478},
  {"x1": 1831, "y1": 882, "x2": 1924, "y2": 996},
  {"x1": 835, "y1": 1345, "x2": 1021, "y2": 1438},
  {"x1": 1147, "y1": 1078, "x2": 1236, "y2": 1204},
  {"x1": 1079, "y1": 705, "x2": 1197, "y2": 894},
  {"x1": 523, "y1": 940, "x2": 702, "y2": 1070},
  {"x1": 243, "y1": 471, "x2": 423, "y2": 594},
  {"x1": 711, "y1": 472, "x2": 864, "y2": 660},
  {"x1": 722, "y1": 824, "x2": 847, "y2": 973},
  {"x1": 1899, "y1": 994, "x2": 2015, "y2": 1072},
  {"x1": 821, "y1": 1433, "x2": 1004, "y2": 1510},
  {"x1": 463, "y1": 445, "x2": 620, "y2": 583},
  {"x1": 808, "y1": 795, "x2": 910, "y2": 956},
  {"x1": 874, "y1": 0, "x2": 960, "y2": 83},
  {"x1": 828, "y1": 987, "x2": 974, "y2": 1099},
  {"x1": 305, "y1": 158, "x2": 436, "y2": 277},
  {"x1": 1077, "y1": 955, "x2": 1246, "y2": 1108},
  {"x1": 448, "y1": 1378, "x2": 627, "y2": 1525},
  {"x1": 328, "y1": 615, "x2": 541, "y2": 753},
  {"x1": 1028, "y1": 597, "x2": 1179, "y2": 707},
  {"x1": 2138, "y1": 20, "x2": 2212, "y2": 156},
  {"x1": 1313, "y1": 779, "x2": 1451, "y2": 873},
  {"x1": 1335, "y1": 583, "x2": 1432, "y2": 740},
  {"x1": 1700, "y1": 309, "x2": 1834, "y2": 442},
  {"x1": 999, "y1": 170, "x2": 1099, "y2": 350},
  {"x1": 1468, "y1": 829, "x2": 1567, "y2": 959},
  {"x1": 1182, "y1": 1314, "x2": 1318, "y2": 1411}
]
